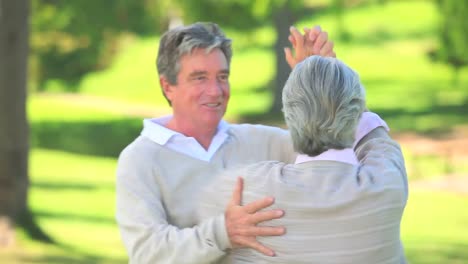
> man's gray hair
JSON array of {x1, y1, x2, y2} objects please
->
[
  {"x1": 282, "y1": 56, "x2": 366, "y2": 156},
  {"x1": 156, "y1": 22, "x2": 232, "y2": 104}
]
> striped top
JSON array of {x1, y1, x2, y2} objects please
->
[{"x1": 197, "y1": 129, "x2": 408, "y2": 264}]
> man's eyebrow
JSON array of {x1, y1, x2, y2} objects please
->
[
  {"x1": 219, "y1": 69, "x2": 230, "y2": 75},
  {"x1": 188, "y1": 70, "x2": 207, "y2": 77}
]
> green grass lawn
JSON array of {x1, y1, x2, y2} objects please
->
[
  {"x1": 402, "y1": 190, "x2": 468, "y2": 264},
  {"x1": 3, "y1": 0, "x2": 467, "y2": 263}
]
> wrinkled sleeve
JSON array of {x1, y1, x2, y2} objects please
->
[
  {"x1": 354, "y1": 126, "x2": 408, "y2": 199},
  {"x1": 260, "y1": 125, "x2": 296, "y2": 163},
  {"x1": 115, "y1": 146, "x2": 230, "y2": 264},
  {"x1": 197, "y1": 167, "x2": 245, "y2": 222},
  {"x1": 353, "y1": 111, "x2": 389, "y2": 148},
  {"x1": 354, "y1": 125, "x2": 409, "y2": 264}
]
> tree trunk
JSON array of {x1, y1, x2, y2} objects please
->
[
  {"x1": 0, "y1": 0, "x2": 30, "y2": 247},
  {"x1": 270, "y1": 3, "x2": 296, "y2": 114}
]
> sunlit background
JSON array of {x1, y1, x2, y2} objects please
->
[{"x1": 1, "y1": 0, "x2": 467, "y2": 263}]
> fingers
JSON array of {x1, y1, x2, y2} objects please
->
[
  {"x1": 320, "y1": 40, "x2": 334, "y2": 57},
  {"x1": 234, "y1": 224, "x2": 286, "y2": 237},
  {"x1": 303, "y1": 27, "x2": 312, "y2": 45},
  {"x1": 288, "y1": 34, "x2": 296, "y2": 48},
  {"x1": 286, "y1": 24, "x2": 336, "y2": 65},
  {"x1": 289, "y1": 26, "x2": 304, "y2": 53},
  {"x1": 247, "y1": 225, "x2": 286, "y2": 237},
  {"x1": 230, "y1": 225, "x2": 285, "y2": 256},
  {"x1": 243, "y1": 196, "x2": 275, "y2": 214},
  {"x1": 284, "y1": 47, "x2": 295, "y2": 69},
  {"x1": 308, "y1": 25, "x2": 322, "y2": 43},
  {"x1": 234, "y1": 237, "x2": 276, "y2": 257},
  {"x1": 313, "y1": 31, "x2": 328, "y2": 55},
  {"x1": 229, "y1": 177, "x2": 243, "y2": 206},
  {"x1": 250, "y1": 208, "x2": 284, "y2": 223}
]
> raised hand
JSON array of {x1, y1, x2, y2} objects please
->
[{"x1": 284, "y1": 25, "x2": 336, "y2": 69}]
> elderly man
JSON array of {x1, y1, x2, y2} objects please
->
[
  {"x1": 198, "y1": 56, "x2": 408, "y2": 263},
  {"x1": 116, "y1": 22, "x2": 338, "y2": 263}
]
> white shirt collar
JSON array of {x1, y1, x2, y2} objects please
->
[
  {"x1": 294, "y1": 112, "x2": 389, "y2": 165},
  {"x1": 295, "y1": 148, "x2": 358, "y2": 165},
  {"x1": 140, "y1": 115, "x2": 230, "y2": 161},
  {"x1": 142, "y1": 116, "x2": 176, "y2": 145}
]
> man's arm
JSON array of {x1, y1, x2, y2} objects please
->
[
  {"x1": 116, "y1": 148, "x2": 228, "y2": 264},
  {"x1": 354, "y1": 125, "x2": 408, "y2": 198},
  {"x1": 353, "y1": 120, "x2": 408, "y2": 264},
  {"x1": 352, "y1": 112, "x2": 407, "y2": 193},
  {"x1": 116, "y1": 145, "x2": 285, "y2": 263}
]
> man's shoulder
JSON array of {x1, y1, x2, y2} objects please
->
[
  {"x1": 218, "y1": 161, "x2": 286, "y2": 182},
  {"x1": 228, "y1": 123, "x2": 289, "y2": 139},
  {"x1": 229, "y1": 123, "x2": 287, "y2": 133},
  {"x1": 245, "y1": 160, "x2": 287, "y2": 173},
  {"x1": 118, "y1": 136, "x2": 161, "y2": 163},
  {"x1": 238, "y1": 161, "x2": 288, "y2": 186}
]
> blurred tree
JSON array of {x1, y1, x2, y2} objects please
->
[
  {"x1": 0, "y1": 0, "x2": 52, "y2": 246},
  {"x1": 30, "y1": 0, "x2": 165, "y2": 92},
  {"x1": 0, "y1": 0, "x2": 28, "y2": 246},
  {"x1": 177, "y1": 0, "x2": 324, "y2": 113},
  {"x1": 436, "y1": 0, "x2": 468, "y2": 85},
  {"x1": 333, "y1": 0, "x2": 351, "y2": 42}
]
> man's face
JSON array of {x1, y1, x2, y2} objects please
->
[{"x1": 165, "y1": 48, "x2": 230, "y2": 131}]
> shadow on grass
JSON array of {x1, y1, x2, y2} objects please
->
[
  {"x1": 373, "y1": 102, "x2": 468, "y2": 135},
  {"x1": 31, "y1": 102, "x2": 468, "y2": 158},
  {"x1": 406, "y1": 242, "x2": 468, "y2": 264},
  {"x1": 32, "y1": 181, "x2": 114, "y2": 191},
  {"x1": 31, "y1": 118, "x2": 142, "y2": 158},
  {"x1": 19, "y1": 243, "x2": 125, "y2": 264},
  {"x1": 239, "y1": 97, "x2": 468, "y2": 136},
  {"x1": 30, "y1": 83, "x2": 468, "y2": 157},
  {"x1": 34, "y1": 210, "x2": 115, "y2": 225},
  {"x1": 19, "y1": 255, "x2": 106, "y2": 264},
  {"x1": 18, "y1": 209, "x2": 55, "y2": 244}
]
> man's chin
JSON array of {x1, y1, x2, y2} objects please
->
[{"x1": 202, "y1": 115, "x2": 224, "y2": 128}]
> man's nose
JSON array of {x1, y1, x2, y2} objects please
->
[{"x1": 205, "y1": 79, "x2": 223, "y2": 96}]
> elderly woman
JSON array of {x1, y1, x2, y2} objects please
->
[{"x1": 197, "y1": 56, "x2": 408, "y2": 264}]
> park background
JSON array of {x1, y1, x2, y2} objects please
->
[{"x1": 1, "y1": 0, "x2": 467, "y2": 263}]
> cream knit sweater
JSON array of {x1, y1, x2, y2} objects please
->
[
  {"x1": 198, "y1": 128, "x2": 408, "y2": 264},
  {"x1": 116, "y1": 124, "x2": 295, "y2": 264}
]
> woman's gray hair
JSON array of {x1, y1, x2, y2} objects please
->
[
  {"x1": 282, "y1": 56, "x2": 366, "y2": 156},
  {"x1": 156, "y1": 22, "x2": 232, "y2": 104}
]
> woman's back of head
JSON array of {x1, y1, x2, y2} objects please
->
[{"x1": 282, "y1": 56, "x2": 366, "y2": 156}]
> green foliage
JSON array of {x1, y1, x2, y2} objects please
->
[
  {"x1": 332, "y1": 0, "x2": 351, "y2": 41},
  {"x1": 30, "y1": 0, "x2": 162, "y2": 92},
  {"x1": 435, "y1": 0, "x2": 468, "y2": 79},
  {"x1": 176, "y1": 0, "x2": 304, "y2": 30},
  {"x1": 73, "y1": 0, "x2": 468, "y2": 134}
]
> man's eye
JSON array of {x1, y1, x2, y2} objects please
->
[
  {"x1": 219, "y1": 75, "x2": 229, "y2": 82},
  {"x1": 192, "y1": 76, "x2": 206, "y2": 81}
]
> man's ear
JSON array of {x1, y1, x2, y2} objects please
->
[{"x1": 160, "y1": 76, "x2": 174, "y2": 101}]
